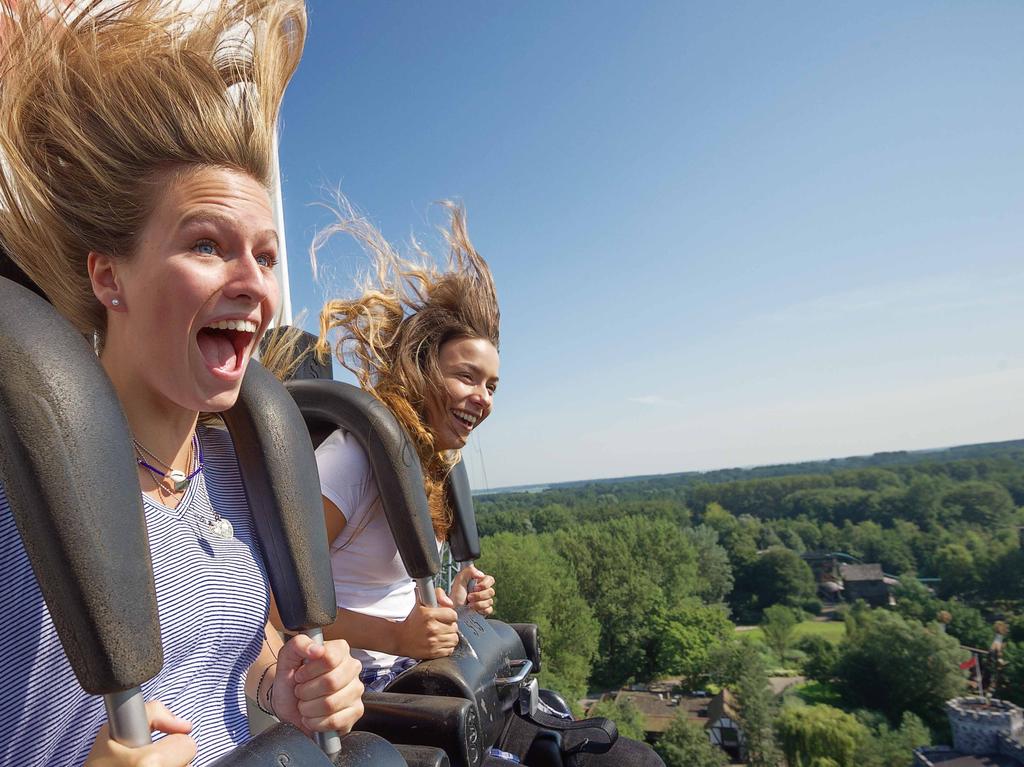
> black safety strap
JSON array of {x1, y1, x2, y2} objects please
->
[{"x1": 519, "y1": 708, "x2": 619, "y2": 756}]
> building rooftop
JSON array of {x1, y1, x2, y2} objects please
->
[
  {"x1": 705, "y1": 689, "x2": 740, "y2": 727},
  {"x1": 840, "y1": 563, "x2": 885, "y2": 581},
  {"x1": 612, "y1": 689, "x2": 693, "y2": 734},
  {"x1": 916, "y1": 748, "x2": 1020, "y2": 766}
]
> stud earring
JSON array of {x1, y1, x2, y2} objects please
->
[{"x1": 111, "y1": 298, "x2": 121, "y2": 307}]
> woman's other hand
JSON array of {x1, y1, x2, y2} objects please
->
[
  {"x1": 84, "y1": 701, "x2": 194, "y2": 767},
  {"x1": 450, "y1": 564, "x2": 496, "y2": 616},
  {"x1": 274, "y1": 634, "x2": 365, "y2": 736},
  {"x1": 397, "y1": 592, "x2": 459, "y2": 659}
]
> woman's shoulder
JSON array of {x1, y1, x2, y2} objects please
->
[{"x1": 315, "y1": 428, "x2": 371, "y2": 479}]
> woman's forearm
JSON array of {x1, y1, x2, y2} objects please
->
[{"x1": 322, "y1": 607, "x2": 403, "y2": 656}]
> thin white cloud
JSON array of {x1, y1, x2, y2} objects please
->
[
  {"x1": 757, "y1": 270, "x2": 1024, "y2": 326},
  {"x1": 627, "y1": 394, "x2": 681, "y2": 407}
]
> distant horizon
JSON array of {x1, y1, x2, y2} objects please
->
[{"x1": 472, "y1": 435, "x2": 1024, "y2": 494}]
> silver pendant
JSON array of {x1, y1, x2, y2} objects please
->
[
  {"x1": 169, "y1": 469, "x2": 189, "y2": 492},
  {"x1": 209, "y1": 517, "x2": 234, "y2": 539}
]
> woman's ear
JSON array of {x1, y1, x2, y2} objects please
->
[{"x1": 87, "y1": 251, "x2": 124, "y2": 311}]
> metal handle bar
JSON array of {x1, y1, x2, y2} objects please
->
[{"x1": 494, "y1": 659, "x2": 533, "y2": 687}]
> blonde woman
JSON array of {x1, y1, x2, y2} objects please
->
[
  {"x1": 309, "y1": 204, "x2": 499, "y2": 690},
  {"x1": 0, "y1": 2, "x2": 363, "y2": 765}
]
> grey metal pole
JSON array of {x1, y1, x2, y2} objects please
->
[
  {"x1": 103, "y1": 687, "x2": 151, "y2": 748},
  {"x1": 303, "y1": 628, "x2": 342, "y2": 757},
  {"x1": 267, "y1": 128, "x2": 292, "y2": 326},
  {"x1": 414, "y1": 576, "x2": 438, "y2": 608}
]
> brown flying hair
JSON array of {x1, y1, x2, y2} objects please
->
[
  {"x1": 0, "y1": 0, "x2": 306, "y2": 338},
  {"x1": 311, "y1": 198, "x2": 500, "y2": 538}
]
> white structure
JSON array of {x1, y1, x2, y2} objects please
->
[{"x1": 915, "y1": 697, "x2": 1024, "y2": 766}]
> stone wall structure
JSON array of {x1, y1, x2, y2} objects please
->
[
  {"x1": 1001, "y1": 731, "x2": 1024, "y2": 763},
  {"x1": 947, "y1": 697, "x2": 1023, "y2": 756}
]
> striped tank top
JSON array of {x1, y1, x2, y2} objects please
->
[{"x1": 0, "y1": 425, "x2": 269, "y2": 766}]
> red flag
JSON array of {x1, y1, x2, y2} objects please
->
[{"x1": 960, "y1": 657, "x2": 977, "y2": 671}]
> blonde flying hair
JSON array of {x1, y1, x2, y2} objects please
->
[
  {"x1": 311, "y1": 200, "x2": 500, "y2": 538},
  {"x1": 0, "y1": 0, "x2": 306, "y2": 337}
]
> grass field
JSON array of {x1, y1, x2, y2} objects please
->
[
  {"x1": 792, "y1": 680, "x2": 844, "y2": 706},
  {"x1": 737, "y1": 619, "x2": 846, "y2": 644}
]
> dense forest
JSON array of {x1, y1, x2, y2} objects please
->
[{"x1": 474, "y1": 439, "x2": 1024, "y2": 766}]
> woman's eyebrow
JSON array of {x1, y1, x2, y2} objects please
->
[
  {"x1": 177, "y1": 210, "x2": 279, "y2": 246},
  {"x1": 457, "y1": 362, "x2": 499, "y2": 383}
]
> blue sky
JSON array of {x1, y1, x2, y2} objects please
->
[{"x1": 277, "y1": 1, "x2": 1023, "y2": 489}]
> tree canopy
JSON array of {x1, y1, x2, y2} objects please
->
[{"x1": 834, "y1": 609, "x2": 967, "y2": 726}]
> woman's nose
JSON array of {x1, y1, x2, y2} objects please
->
[
  {"x1": 471, "y1": 383, "x2": 492, "y2": 409},
  {"x1": 225, "y1": 253, "x2": 274, "y2": 304}
]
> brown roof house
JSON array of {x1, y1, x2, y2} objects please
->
[
  {"x1": 705, "y1": 689, "x2": 745, "y2": 762},
  {"x1": 612, "y1": 687, "x2": 685, "y2": 736},
  {"x1": 840, "y1": 563, "x2": 894, "y2": 607}
]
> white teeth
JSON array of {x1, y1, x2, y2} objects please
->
[
  {"x1": 205, "y1": 319, "x2": 257, "y2": 332},
  {"x1": 453, "y1": 409, "x2": 479, "y2": 426}
]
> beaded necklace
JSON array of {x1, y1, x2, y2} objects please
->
[{"x1": 134, "y1": 433, "x2": 203, "y2": 491}]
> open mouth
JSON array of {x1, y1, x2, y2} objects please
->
[
  {"x1": 451, "y1": 408, "x2": 480, "y2": 432},
  {"x1": 196, "y1": 319, "x2": 258, "y2": 376}
]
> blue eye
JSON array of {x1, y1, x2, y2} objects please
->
[
  {"x1": 194, "y1": 239, "x2": 218, "y2": 256},
  {"x1": 255, "y1": 253, "x2": 278, "y2": 268}
]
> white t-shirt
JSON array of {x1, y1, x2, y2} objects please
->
[{"x1": 316, "y1": 429, "x2": 419, "y2": 672}]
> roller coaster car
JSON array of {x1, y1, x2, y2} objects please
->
[
  {"x1": 0, "y1": 275, "x2": 451, "y2": 767},
  {"x1": 285, "y1": 372, "x2": 665, "y2": 767}
]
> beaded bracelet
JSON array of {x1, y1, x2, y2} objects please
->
[{"x1": 255, "y1": 661, "x2": 277, "y2": 717}]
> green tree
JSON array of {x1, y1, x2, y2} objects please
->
[
  {"x1": 846, "y1": 520, "x2": 916, "y2": 574},
  {"x1": 708, "y1": 639, "x2": 782, "y2": 767},
  {"x1": 835, "y1": 609, "x2": 967, "y2": 727},
  {"x1": 703, "y1": 503, "x2": 759, "y2": 568},
  {"x1": 736, "y1": 647, "x2": 783, "y2": 767},
  {"x1": 736, "y1": 547, "x2": 817, "y2": 616},
  {"x1": 656, "y1": 714, "x2": 727, "y2": 767},
  {"x1": 654, "y1": 602, "x2": 734, "y2": 688},
  {"x1": 891, "y1": 576, "x2": 940, "y2": 624},
  {"x1": 553, "y1": 516, "x2": 700, "y2": 687},
  {"x1": 586, "y1": 698, "x2": 646, "y2": 741},
  {"x1": 899, "y1": 476, "x2": 943, "y2": 528},
  {"x1": 685, "y1": 524, "x2": 734, "y2": 603},
  {"x1": 477, "y1": 532, "x2": 598, "y2": 701},
  {"x1": 776, "y1": 704, "x2": 869, "y2": 767},
  {"x1": 997, "y1": 641, "x2": 1024, "y2": 707},
  {"x1": 893, "y1": 581, "x2": 991, "y2": 649},
  {"x1": 854, "y1": 712, "x2": 931, "y2": 767},
  {"x1": 933, "y1": 543, "x2": 979, "y2": 598},
  {"x1": 940, "y1": 481, "x2": 1016, "y2": 527},
  {"x1": 944, "y1": 602, "x2": 991, "y2": 650},
  {"x1": 761, "y1": 605, "x2": 799, "y2": 665},
  {"x1": 797, "y1": 635, "x2": 840, "y2": 682}
]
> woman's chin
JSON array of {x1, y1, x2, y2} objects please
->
[
  {"x1": 187, "y1": 353, "x2": 249, "y2": 412},
  {"x1": 200, "y1": 387, "x2": 243, "y2": 413},
  {"x1": 440, "y1": 432, "x2": 468, "y2": 451},
  {"x1": 185, "y1": 375, "x2": 244, "y2": 413}
]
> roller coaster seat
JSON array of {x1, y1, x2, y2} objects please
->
[
  {"x1": 0, "y1": 275, "x2": 456, "y2": 766},
  {"x1": 283, "y1": 372, "x2": 664, "y2": 767}
]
